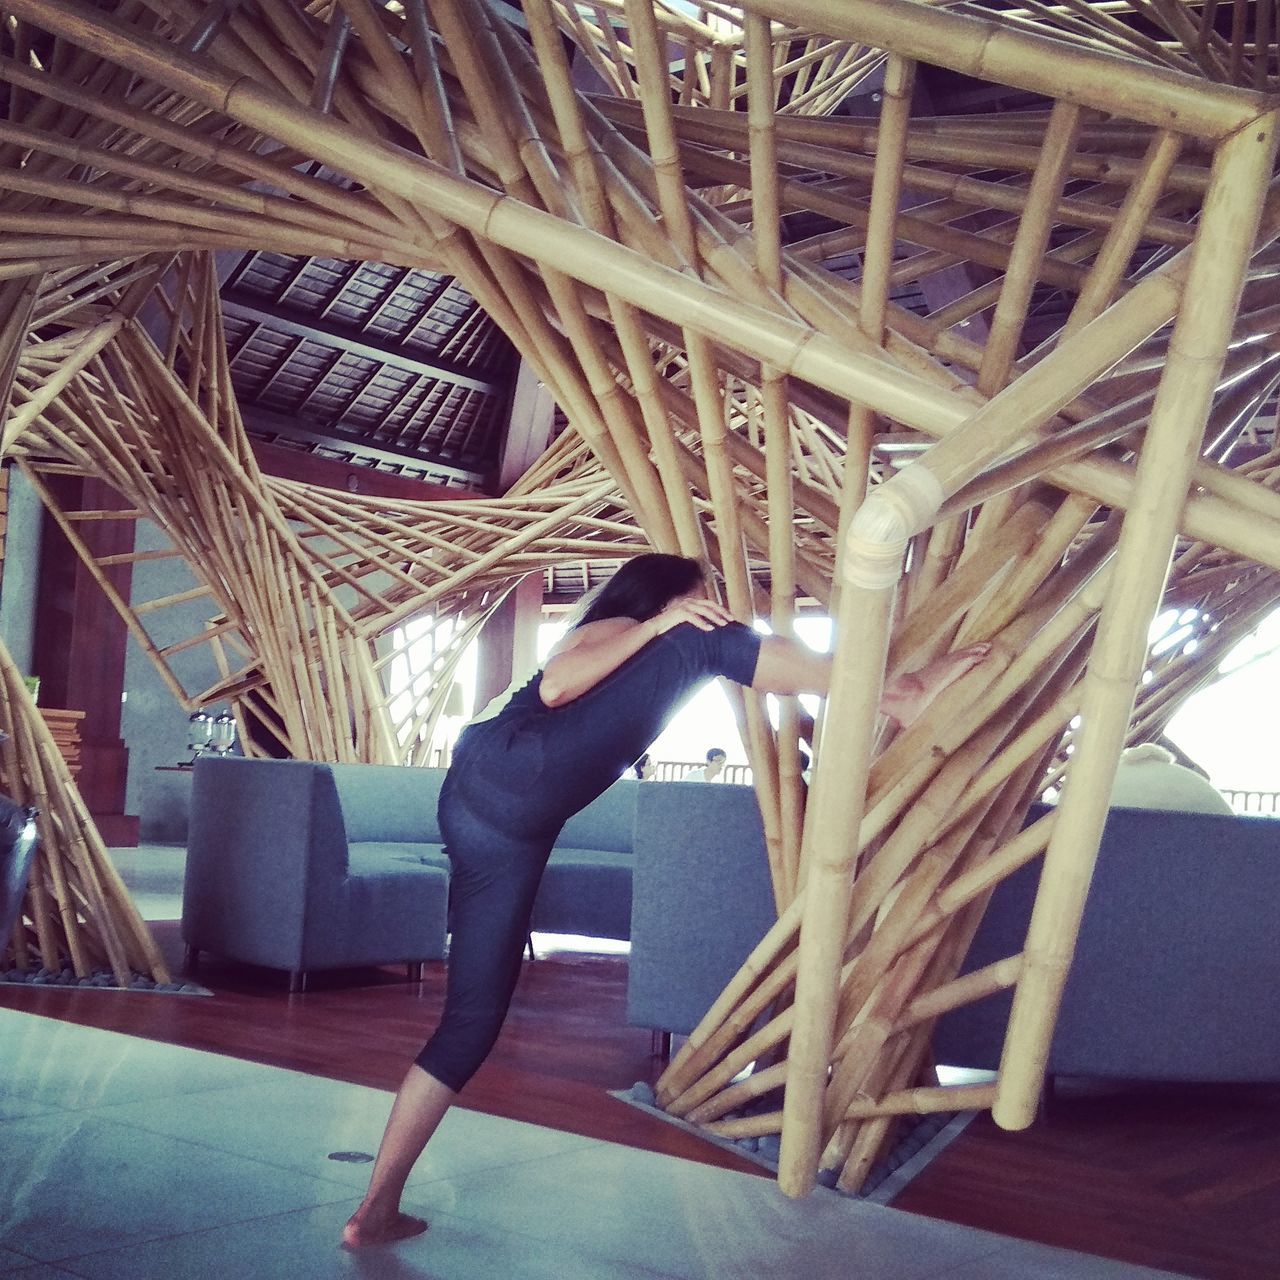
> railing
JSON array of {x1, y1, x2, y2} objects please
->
[
  {"x1": 1222, "y1": 790, "x2": 1280, "y2": 815},
  {"x1": 428, "y1": 747, "x2": 754, "y2": 785},
  {"x1": 651, "y1": 760, "x2": 753, "y2": 785}
]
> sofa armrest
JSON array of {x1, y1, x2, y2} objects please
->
[{"x1": 182, "y1": 756, "x2": 347, "y2": 970}]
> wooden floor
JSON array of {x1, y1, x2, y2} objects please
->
[{"x1": 4, "y1": 924, "x2": 1279, "y2": 1280}]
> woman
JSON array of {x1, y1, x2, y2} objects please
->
[{"x1": 343, "y1": 554, "x2": 986, "y2": 1247}]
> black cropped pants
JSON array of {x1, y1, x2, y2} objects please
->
[{"x1": 414, "y1": 620, "x2": 760, "y2": 1092}]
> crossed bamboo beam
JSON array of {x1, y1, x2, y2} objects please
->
[{"x1": 1, "y1": 0, "x2": 1278, "y2": 1198}]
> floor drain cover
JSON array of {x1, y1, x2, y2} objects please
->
[{"x1": 328, "y1": 1151, "x2": 374, "y2": 1163}]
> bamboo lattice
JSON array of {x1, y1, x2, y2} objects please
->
[
  {"x1": 0, "y1": 0, "x2": 1277, "y2": 1195},
  {"x1": 0, "y1": 638, "x2": 170, "y2": 984}
]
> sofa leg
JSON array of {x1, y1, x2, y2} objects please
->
[
  {"x1": 1037, "y1": 1072, "x2": 1058, "y2": 1122},
  {"x1": 406, "y1": 961, "x2": 423, "y2": 983},
  {"x1": 525, "y1": 933, "x2": 536, "y2": 962},
  {"x1": 288, "y1": 969, "x2": 307, "y2": 994},
  {"x1": 651, "y1": 1029, "x2": 672, "y2": 1062},
  {"x1": 184, "y1": 945, "x2": 199, "y2": 973}
]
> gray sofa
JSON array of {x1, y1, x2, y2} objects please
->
[
  {"x1": 183, "y1": 757, "x2": 449, "y2": 991},
  {"x1": 626, "y1": 790, "x2": 1280, "y2": 1085},
  {"x1": 182, "y1": 756, "x2": 638, "y2": 990},
  {"x1": 933, "y1": 804, "x2": 1280, "y2": 1082},
  {"x1": 531, "y1": 781, "x2": 638, "y2": 941}
]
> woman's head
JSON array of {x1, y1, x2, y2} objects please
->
[{"x1": 574, "y1": 554, "x2": 705, "y2": 628}]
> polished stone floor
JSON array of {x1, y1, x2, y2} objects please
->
[{"x1": 0, "y1": 1008, "x2": 1190, "y2": 1279}]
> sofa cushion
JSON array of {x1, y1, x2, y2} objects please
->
[
  {"x1": 555, "y1": 779, "x2": 639, "y2": 854},
  {"x1": 347, "y1": 842, "x2": 451, "y2": 877},
  {"x1": 532, "y1": 847, "x2": 633, "y2": 940},
  {"x1": 329, "y1": 763, "x2": 447, "y2": 844},
  {"x1": 301, "y1": 857, "x2": 450, "y2": 967}
]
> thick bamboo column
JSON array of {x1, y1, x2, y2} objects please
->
[
  {"x1": 777, "y1": 463, "x2": 936, "y2": 1196},
  {"x1": 993, "y1": 110, "x2": 1279, "y2": 1130}
]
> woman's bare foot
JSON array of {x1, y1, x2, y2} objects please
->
[
  {"x1": 882, "y1": 643, "x2": 991, "y2": 729},
  {"x1": 341, "y1": 1206, "x2": 428, "y2": 1249}
]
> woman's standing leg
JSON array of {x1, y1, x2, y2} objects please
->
[
  {"x1": 344, "y1": 800, "x2": 553, "y2": 1248},
  {"x1": 342, "y1": 1067, "x2": 455, "y2": 1247}
]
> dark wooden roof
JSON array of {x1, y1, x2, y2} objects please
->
[{"x1": 222, "y1": 250, "x2": 519, "y2": 490}]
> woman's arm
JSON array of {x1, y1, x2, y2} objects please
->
[
  {"x1": 751, "y1": 634, "x2": 990, "y2": 728},
  {"x1": 539, "y1": 598, "x2": 732, "y2": 708}
]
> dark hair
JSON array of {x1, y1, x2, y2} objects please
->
[
  {"x1": 706, "y1": 747, "x2": 727, "y2": 762},
  {"x1": 632, "y1": 752, "x2": 651, "y2": 779},
  {"x1": 574, "y1": 554, "x2": 704, "y2": 629}
]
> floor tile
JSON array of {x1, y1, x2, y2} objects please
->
[
  {"x1": 421, "y1": 1141, "x2": 1006, "y2": 1280},
  {"x1": 3, "y1": 1010, "x2": 1190, "y2": 1280},
  {"x1": 0, "y1": 1013, "x2": 264, "y2": 1113},
  {"x1": 936, "y1": 1235, "x2": 1194, "y2": 1279},
  {"x1": 0, "y1": 1097, "x2": 53, "y2": 1123},
  {"x1": 0, "y1": 1111, "x2": 351, "y2": 1262},
  {"x1": 54, "y1": 1198, "x2": 680, "y2": 1280},
  {"x1": 96, "y1": 1073, "x2": 596, "y2": 1190}
]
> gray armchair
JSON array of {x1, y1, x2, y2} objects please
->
[
  {"x1": 182, "y1": 756, "x2": 450, "y2": 992},
  {"x1": 933, "y1": 804, "x2": 1280, "y2": 1082}
]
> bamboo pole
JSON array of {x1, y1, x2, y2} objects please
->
[
  {"x1": 778, "y1": 494, "x2": 908, "y2": 1194},
  {"x1": 993, "y1": 110, "x2": 1279, "y2": 1131},
  {"x1": 739, "y1": 0, "x2": 1263, "y2": 140}
]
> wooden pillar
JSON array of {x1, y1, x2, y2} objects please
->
[
  {"x1": 474, "y1": 573, "x2": 544, "y2": 711},
  {"x1": 474, "y1": 357, "x2": 556, "y2": 712},
  {"x1": 500, "y1": 360, "x2": 557, "y2": 493},
  {"x1": 32, "y1": 474, "x2": 139, "y2": 845}
]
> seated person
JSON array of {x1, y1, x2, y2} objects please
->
[
  {"x1": 1108, "y1": 742, "x2": 1233, "y2": 815},
  {"x1": 685, "y1": 747, "x2": 727, "y2": 782}
]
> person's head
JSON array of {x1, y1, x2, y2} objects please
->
[
  {"x1": 633, "y1": 752, "x2": 655, "y2": 780},
  {"x1": 1119, "y1": 743, "x2": 1176, "y2": 767},
  {"x1": 573, "y1": 554, "x2": 705, "y2": 629},
  {"x1": 705, "y1": 747, "x2": 727, "y2": 777}
]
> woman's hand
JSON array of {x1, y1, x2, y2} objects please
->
[{"x1": 650, "y1": 597, "x2": 734, "y2": 635}]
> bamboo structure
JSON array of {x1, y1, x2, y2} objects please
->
[
  {"x1": 1, "y1": 0, "x2": 1278, "y2": 1196},
  {"x1": 0, "y1": 638, "x2": 169, "y2": 983},
  {"x1": 546, "y1": 0, "x2": 882, "y2": 115}
]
